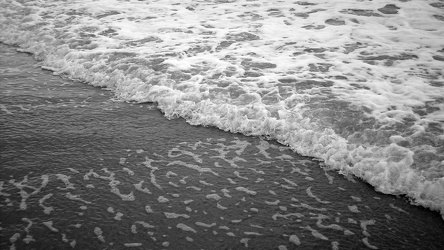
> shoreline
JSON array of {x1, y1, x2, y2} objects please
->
[
  {"x1": 2, "y1": 42, "x2": 444, "y2": 249},
  {"x1": 1, "y1": 0, "x2": 443, "y2": 220}
]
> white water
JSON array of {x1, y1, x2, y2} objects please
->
[
  {"x1": 1, "y1": 0, "x2": 443, "y2": 218},
  {"x1": 1, "y1": 42, "x2": 444, "y2": 249}
]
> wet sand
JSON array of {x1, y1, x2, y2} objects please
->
[{"x1": 1, "y1": 43, "x2": 444, "y2": 249}]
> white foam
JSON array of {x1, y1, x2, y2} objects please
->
[
  {"x1": 169, "y1": 182, "x2": 179, "y2": 188},
  {"x1": 94, "y1": 227, "x2": 105, "y2": 242},
  {"x1": 362, "y1": 237, "x2": 378, "y2": 249},
  {"x1": 280, "y1": 184, "x2": 295, "y2": 190},
  {"x1": 67, "y1": 168, "x2": 80, "y2": 174},
  {"x1": 244, "y1": 231, "x2": 262, "y2": 236},
  {"x1": 240, "y1": 238, "x2": 250, "y2": 248},
  {"x1": 187, "y1": 186, "x2": 201, "y2": 191},
  {"x1": 301, "y1": 225, "x2": 329, "y2": 241},
  {"x1": 206, "y1": 193, "x2": 222, "y2": 201},
  {"x1": 199, "y1": 180, "x2": 214, "y2": 186},
  {"x1": 227, "y1": 178, "x2": 236, "y2": 185},
  {"x1": 135, "y1": 221, "x2": 155, "y2": 229},
  {"x1": 183, "y1": 199, "x2": 194, "y2": 205},
  {"x1": 291, "y1": 167, "x2": 309, "y2": 176},
  {"x1": 10, "y1": 175, "x2": 49, "y2": 210},
  {"x1": 314, "y1": 214, "x2": 344, "y2": 231},
  {"x1": 289, "y1": 234, "x2": 301, "y2": 246},
  {"x1": 348, "y1": 218, "x2": 358, "y2": 224},
  {"x1": 114, "y1": 212, "x2": 124, "y2": 221},
  {"x1": 168, "y1": 148, "x2": 203, "y2": 163},
  {"x1": 272, "y1": 212, "x2": 304, "y2": 221},
  {"x1": 70, "y1": 240, "x2": 76, "y2": 248},
  {"x1": 122, "y1": 167, "x2": 134, "y2": 175},
  {"x1": 282, "y1": 178, "x2": 298, "y2": 187},
  {"x1": 176, "y1": 223, "x2": 196, "y2": 233},
  {"x1": 195, "y1": 222, "x2": 216, "y2": 228},
  {"x1": 39, "y1": 193, "x2": 54, "y2": 215},
  {"x1": 324, "y1": 171, "x2": 334, "y2": 184},
  {"x1": 10, "y1": 233, "x2": 20, "y2": 244},
  {"x1": 290, "y1": 202, "x2": 327, "y2": 212},
  {"x1": 145, "y1": 205, "x2": 153, "y2": 213},
  {"x1": 56, "y1": 174, "x2": 75, "y2": 190},
  {"x1": 389, "y1": 203, "x2": 409, "y2": 214},
  {"x1": 249, "y1": 223, "x2": 263, "y2": 229},
  {"x1": 166, "y1": 171, "x2": 177, "y2": 178},
  {"x1": 332, "y1": 241, "x2": 340, "y2": 250},
  {"x1": 142, "y1": 157, "x2": 163, "y2": 190},
  {"x1": 351, "y1": 196, "x2": 362, "y2": 202},
  {"x1": 157, "y1": 196, "x2": 169, "y2": 203},
  {"x1": 348, "y1": 205, "x2": 360, "y2": 213},
  {"x1": 42, "y1": 221, "x2": 58, "y2": 233},
  {"x1": 360, "y1": 219, "x2": 376, "y2": 233},
  {"x1": 235, "y1": 187, "x2": 257, "y2": 195},
  {"x1": 179, "y1": 176, "x2": 188, "y2": 184},
  {"x1": 65, "y1": 192, "x2": 92, "y2": 204},
  {"x1": 279, "y1": 206, "x2": 288, "y2": 212},
  {"x1": 164, "y1": 212, "x2": 190, "y2": 219},
  {"x1": 133, "y1": 181, "x2": 151, "y2": 194},
  {"x1": 221, "y1": 188, "x2": 232, "y2": 198},
  {"x1": 1, "y1": 0, "x2": 443, "y2": 218},
  {"x1": 249, "y1": 168, "x2": 265, "y2": 175},
  {"x1": 167, "y1": 161, "x2": 219, "y2": 176},
  {"x1": 110, "y1": 187, "x2": 135, "y2": 201},
  {"x1": 265, "y1": 200, "x2": 280, "y2": 206},
  {"x1": 124, "y1": 243, "x2": 142, "y2": 247},
  {"x1": 255, "y1": 178, "x2": 265, "y2": 183},
  {"x1": 23, "y1": 234, "x2": 35, "y2": 244},
  {"x1": 61, "y1": 234, "x2": 68, "y2": 243}
]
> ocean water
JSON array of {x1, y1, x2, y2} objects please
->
[
  {"x1": 1, "y1": 42, "x2": 444, "y2": 250},
  {"x1": 0, "y1": 0, "x2": 443, "y2": 248}
]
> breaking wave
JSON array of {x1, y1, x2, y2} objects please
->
[{"x1": 1, "y1": 0, "x2": 443, "y2": 218}]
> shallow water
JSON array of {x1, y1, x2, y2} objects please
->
[
  {"x1": 1, "y1": 0, "x2": 443, "y2": 216},
  {"x1": 1, "y1": 44, "x2": 444, "y2": 249}
]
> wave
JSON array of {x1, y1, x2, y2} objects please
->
[{"x1": 1, "y1": 0, "x2": 443, "y2": 219}]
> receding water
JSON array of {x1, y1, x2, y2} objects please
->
[{"x1": 1, "y1": 44, "x2": 444, "y2": 250}]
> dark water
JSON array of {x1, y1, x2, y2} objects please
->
[{"x1": 1, "y1": 43, "x2": 443, "y2": 250}]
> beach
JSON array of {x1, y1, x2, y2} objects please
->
[{"x1": 1, "y1": 0, "x2": 444, "y2": 249}]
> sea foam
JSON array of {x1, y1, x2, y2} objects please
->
[{"x1": 0, "y1": 0, "x2": 443, "y2": 218}]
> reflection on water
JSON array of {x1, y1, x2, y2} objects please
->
[{"x1": 1, "y1": 44, "x2": 444, "y2": 249}]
